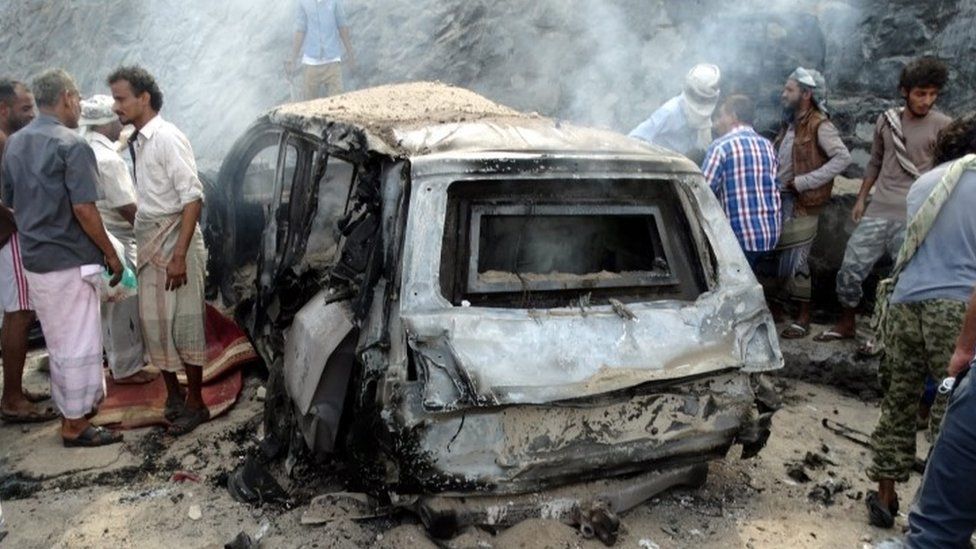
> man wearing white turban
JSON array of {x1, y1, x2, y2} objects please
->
[
  {"x1": 629, "y1": 63, "x2": 722, "y2": 161},
  {"x1": 79, "y1": 94, "x2": 156, "y2": 384},
  {"x1": 774, "y1": 67, "x2": 852, "y2": 339}
]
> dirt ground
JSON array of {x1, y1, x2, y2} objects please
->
[{"x1": 0, "y1": 331, "x2": 924, "y2": 549}]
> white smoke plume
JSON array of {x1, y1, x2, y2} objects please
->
[{"x1": 0, "y1": 0, "x2": 868, "y2": 165}]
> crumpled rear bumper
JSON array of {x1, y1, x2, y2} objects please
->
[{"x1": 384, "y1": 371, "x2": 779, "y2": 495}]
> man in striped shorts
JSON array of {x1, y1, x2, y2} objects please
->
[
  {"x1": 0, "y1": 78, "x2": 56, "y2": 423},
  {"x1": 701, "y1": 95, "x2": 782, "y2": 271}
]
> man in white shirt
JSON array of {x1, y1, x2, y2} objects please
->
[
  {"x1": 108, "y1": 66, "x2": 209, "y2": 436},
  {"x1": 79, "y1": 94, "x2": 156, "y2": 385}
]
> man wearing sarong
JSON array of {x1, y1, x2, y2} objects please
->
[
  {"x1": 773, "y1": 67, "x2": 851, "y2": 339},
  {"x1": 0, "y1": 77, "x2": 58, "y2": 424},
  {"x1": 1, "y1": 69, "x2": 124, "y2": 446},
  {"x1": 109, "y1": 66, "x2": 209, "y2": 436},
  {"x1": 79, "y1": 94, "x2": 158, "y2": 385},
  {"x1": 816, "y1": 58, "x2": 951, "y2": 348}
]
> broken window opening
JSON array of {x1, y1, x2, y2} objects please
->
[
  {"x1": 440, "y1": 178, "x2": 706, "y2": 308},
  {"x1": 273, "y1": 137, "x2": 302, "y2": 253},
  {"x1": 470, "y1": 205, "x2": 676, "y2": 294},
  {"x1": 301, "y1": 155, "x2": 357, "y2": 272}
]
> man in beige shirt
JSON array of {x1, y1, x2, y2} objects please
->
[{"x1": 817, "y1": 58, "x2": 952, "y2": 344}]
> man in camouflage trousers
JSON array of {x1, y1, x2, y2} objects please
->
[
  {"x1": 818, "y1": 58, "x2": 951, "y2": 345},
  {"x1": 866, "y1": 115, "x2": 976, "y2": 529}
]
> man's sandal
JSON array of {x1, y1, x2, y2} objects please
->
[
  {"x1": 780, "y1": 323, "x2": 810, "y2": 339},
  {"x1": 1, "y1": 403, "x2": 59, "y2": 424},
  {"x1": 866, "y1": 490, "x2": 899, "y2": 529},
  {"x1": 812, "y1": 330, "x2": 855, "y2": 342},
  {"x1": 62, "y1": 426, "x2": 124, "y2": 448},
  {"x1": 856, "y1": 339, "x2": 884, "y2": 358}
]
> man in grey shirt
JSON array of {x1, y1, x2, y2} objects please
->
[
  {"x1": 0, "y1": 69, "x2": 124, "y2": 447},
  {"x1": 819, "y1": 58, "x2": 952, "y2": 344},
  {"x1": 774, "y1": 67, "x2": 852, "y2": 339},
  {"x1": 865, "y1": 114, "x2": 976, "y2": 529}
]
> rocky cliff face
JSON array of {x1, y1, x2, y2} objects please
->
[{"x1": 1, "y1": 0, "x2": 971, "y2": 168}]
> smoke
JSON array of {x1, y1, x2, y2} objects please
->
[{"x1": 0, "y1": 0, "x2": 873, "y2": 165}]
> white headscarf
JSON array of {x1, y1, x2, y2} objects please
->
[{"x1": 680, "y1": 64, "x2": 721, "y2": 149}]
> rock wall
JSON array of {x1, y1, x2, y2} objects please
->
[{"x1": 2, "y1": 0, "x2": 973, "y2": 168}]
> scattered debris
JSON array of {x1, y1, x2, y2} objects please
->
[
  {"x1": 785, "y1": 464, "x2": 812, "y2": 484},
  {"x1": 785, "y1": 449, "x2": 838, "y2": 483},
  {"x1": 823, "y1": 418, "x2": 926, "y2": 473},
  {"x1": 808, "y1": 479, "x2": 852, "y2": 506},
  {"x1": 803, "y1": 451, "x2": 837, "y2": 469},
  {"x1": 226, "y1": 458, "x2": 287, "y2": 505},
  {"x1": 171, "y1": 471, "x2": 202, "y2": 483},
  {"x1": 608, "y1": 298, "x2": 637, "y2": 321},
  {"x1": 572, "y1": 500, "x2": 621, "y2": 546},
  {"x1": 301, "y1": 492, "x2": 386, "y2": 525},
  {"x1": 638, "y1": 539, "x2": 661, "y2": 549},
  {"x1": 188, "y1": 504, "x2": 203, "y2": 521},
  {"x1": 375, "y1": 524, "x2": 438, "y2": 549},
  {"x1": 255, "y1": 387, "x2": 266, "y2": 402},
  {"x1": 224, "y1": 531, "x2": 255, "y2": 549},
  {"x1": 442, "y1": 526, "x2": 494, "y2": 549}
]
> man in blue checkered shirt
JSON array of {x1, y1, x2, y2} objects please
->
[{"x1": 701, "y1": 95, "x2": 782, "y2": 270}]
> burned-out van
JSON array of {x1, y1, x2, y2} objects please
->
[{"x1": 206, "y1": 83, "x2": 782, "y2": 534}]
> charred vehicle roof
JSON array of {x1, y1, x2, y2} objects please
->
[{"x1": 206, "y1": 82, "x2": 782, "y2": 536}]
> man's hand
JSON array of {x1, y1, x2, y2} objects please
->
[
  {"x1": 284, "y1": 59, "x2": 296, "y2": 76},
  {"x1": 345, "y1": 54, "x2": 357, "y2": 72},
  {"x1": 948, "y1": 347, "x2": 974, "y2": 378},
  {"x1": 852, "y1": 197, "x2": 867, "y2": 223},
  {"x1": 106, "y1": 253, "x2": 124, "y2": 287},
  {"x1": 166, "y1": 254, "x2": 188, "y2": 291}
]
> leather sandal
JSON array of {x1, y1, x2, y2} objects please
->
[{"x1": 63, "y1": 425, "x2": 124, "y2": 448}]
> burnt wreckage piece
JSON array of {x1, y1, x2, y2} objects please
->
[{"x1": 205, "y1": 82, "x2": 784, "y2": 533}]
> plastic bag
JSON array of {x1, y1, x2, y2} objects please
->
[{"x1": 101, "y1": 233, "x2": 137, "y2": 303}]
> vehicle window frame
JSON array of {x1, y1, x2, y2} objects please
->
[
  {"x1": 438, "y1": 176, "x2": 708, "y2": 307},
  {"x1": 465, "y1": 203, "x2": 679, "y2": 294}
]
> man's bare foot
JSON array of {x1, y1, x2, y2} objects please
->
[
  {"x1": 167, "y1": 406, "x2": 210, "y2": 437},
  {"x1": 114, "y1": 366, "x2": 161, "y2": 385},
  {"x1": 823, "y1": 308, "x2": 858, "y2": 340}
]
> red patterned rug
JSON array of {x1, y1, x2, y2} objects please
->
[{"x1": 92, "y1": 305, "x2": 259, "y2": 429}]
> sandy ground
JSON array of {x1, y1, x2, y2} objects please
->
[{"x1": 0, "y1": 336, "x2": 925, "y2": 549}]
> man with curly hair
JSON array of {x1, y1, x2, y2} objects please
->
[
  {"x1": 817, "y1": 58, "x2": 952, "y2": 345},
  {"x1": 108, "y1": 65, "x2": 209, "y2": 436},
  {"x1": 865, "y1": 114, "x2": 976, "y2": 529}
]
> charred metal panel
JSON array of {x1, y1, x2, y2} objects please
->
[
  {"x1": 385, "y1": 372, "x2": 765, "y2": 494},
  {"x1": 396, "y1": 156, "x2": 781, "y2": 409},
  {"x1": 283, "y1": 296, "x2": 354, "y2": 414}
]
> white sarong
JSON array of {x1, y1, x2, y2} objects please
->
[{"x1": 25, "y1": 265, "x2": 106, "y2": 419}]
